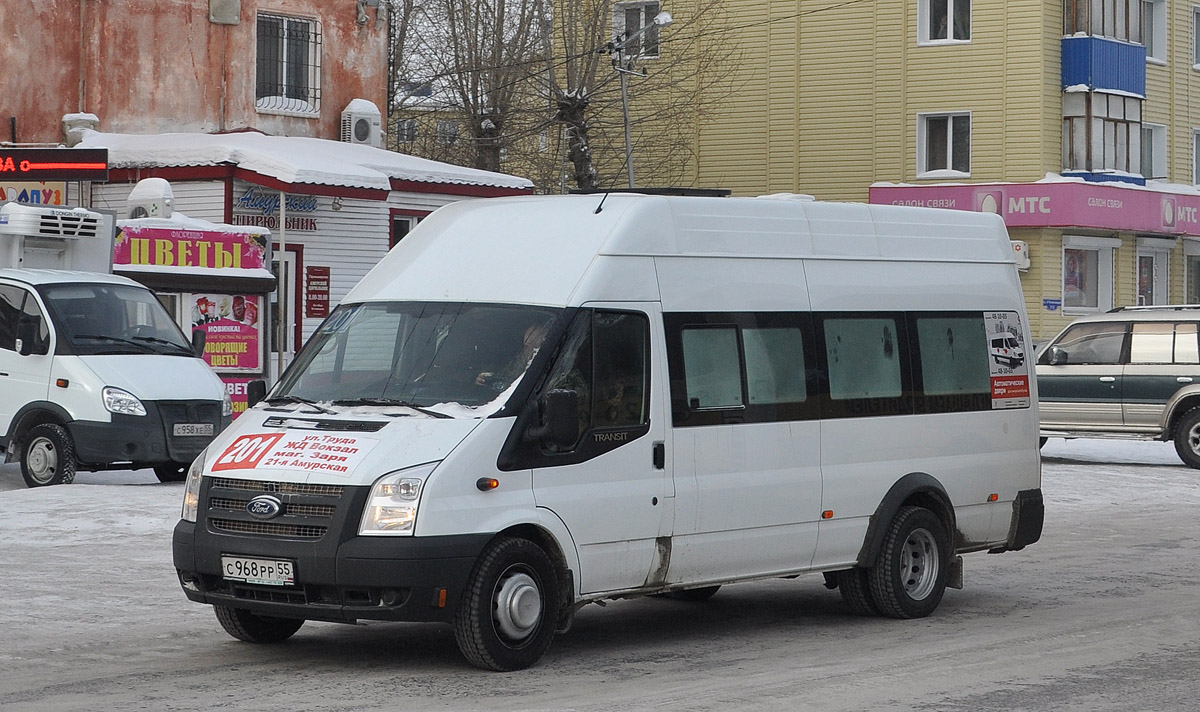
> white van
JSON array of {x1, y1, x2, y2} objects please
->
[
  {"x1": 1, "y1": 204, "x2": 232, "y2": 486},
  {"x1": 172, "y1": 194, "x2": 1043, "y2": 671}
]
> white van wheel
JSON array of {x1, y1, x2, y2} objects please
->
[
  {"x1": 1172, "y1": 408, "x2": 1200, "y2": 469},
  {"x1": 868, "y1": 506, "x2": 948, "y2": 619},
  {"x1": 21, "y1": 424, "x2": 77, "y2": 487},
  {"x1": 454, "y1": 537, "x2": 559, "y2": 671},
  {"x1": 835, "y1": 568, "x2": 878, "y2": 616}
]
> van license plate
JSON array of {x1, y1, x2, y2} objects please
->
[
  {"x1": 221, "y1": 555, "x2": 295, "y2": 586},
  {"x1": 174, "y1": 423, "x2": 214, "y2": 436}
]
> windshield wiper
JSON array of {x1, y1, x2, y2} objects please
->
[
  {"x1": 73, "y1": 334, "x2": 156, "y2": 352},
  {"x1": 330, "y1": 397, "x2": 452, "y2": 419},
  {"x1": 132, "y1": 335, "x2": 194, "y2": 355},
  {"x1": 264, "y1": 395, "x2": 336, "y2": 414}
]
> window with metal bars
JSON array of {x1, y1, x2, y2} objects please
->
[{"x1": 256, "y1": 13, "x2": 322, "y2": 114}]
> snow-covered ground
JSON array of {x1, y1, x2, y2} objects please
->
[{"x1": 1, "y1": 438, "x2": 1197, "y2": 711}]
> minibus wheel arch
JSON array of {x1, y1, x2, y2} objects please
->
[
  {"x1": 855, "y1": 473, "x2": 956, "y2": 569},
  {"x1": 492, "y1": 524, "x2": 575, "y2": 632}
]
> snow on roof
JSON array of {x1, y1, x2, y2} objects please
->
[
  {"x1": 75, "y1": 129, "x2": 533, "y2": 192},
  {"x1": 118, "y1": 210, "x2": 271, "y2": 236}
]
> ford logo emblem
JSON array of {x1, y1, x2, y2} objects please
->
[{"x1": 246, "y1": 494, "x2": 283, "y2": 519}]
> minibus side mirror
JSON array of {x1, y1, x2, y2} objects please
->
[
  {"x1": 526, "y1": 389, "x2": 580, "y2": 449},
  {"x1": 246, "y1": 380, "x2": 268, "y2": 409},
  {"x1": 16, "y1": 317, "x2": 47, "y2": 356},
  {"x1": 191, "y1": 329, "x2": 207, "y2": 358}
]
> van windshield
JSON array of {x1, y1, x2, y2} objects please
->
[
  {"x1": 39, "y1": 283, "x2": 194, "y2": 356},
  {"x1": 274, "y1": 302, "x2": 561, "y2": 413}
]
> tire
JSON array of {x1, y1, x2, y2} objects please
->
[
  {"x1": 868, "y1": 506, "x2": 949, "y2": 619},
  {"x1": 1173, "y1": 408, "x2": 1200, "y2": 469},
  {"x1": 663, "y1": 585, "x2": 721, "y2": 602},
  {"x1": 214, "y1": 606, "x2": 304, "y2": 643},
  {"x1": 20, "y1": 423, "x2": 77, "y2": 487},
  {"x1": 453, "y1": 537, "x2": 560, "y2": 672},
  {"x1": 154, "y1": 462, "x2": 188, "y2": 482},
  {"x1": 835, "y1": 568, "x2": 879, "y2": 616}
]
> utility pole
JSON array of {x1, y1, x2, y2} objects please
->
[{"x1": 609, "y1": 11, "x2": 673, "y2": 189}]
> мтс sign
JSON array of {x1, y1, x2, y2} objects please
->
[{"x1": 0, "y1": 148, "x2": 108, "y2": 181}]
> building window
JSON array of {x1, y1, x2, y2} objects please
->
[
  {"x1": 1142, "y1": 0, "x2": 1166, "y2": 61},
  {"x1": 396, "y1": 119, "x2": 418, "y2": 144},
  {"x1": 1193, "y1": 129, "x2": 1200, "y2": 183},
  {"x1": 918, "y1": 112, "x2": 970, "y2": 176},
  {"x1": 614, "y1": 1, "x2": 662, "y2": 57},
  {"x1": 1194, "y1": 7, "x2": 1200, "y2": 65},
  {"x1": 256, "y1": 14, "x2": 322, "y2": 115},
  {"x1": 1065, "y1": 0, "x2": 1142, "y2": 42},
  {"x1": 1063, "y1": 235, "x2": 1120, "y2": 313},
  {"x1": 1063, "y1": 91, "x2": 1143, "y2": 173},
  {"x1": 920, "y1": 0, "x2": 971, "y2": 43},
  {"x1": 437, "y1": 120, "x2": 459, "y2": 146},
  {"x1": 1141, "y1": 123, "x2": 1166, "y2": 179},
  {"x1": 1186, "y1": 242, "x2": 1200, "y2": 301}
]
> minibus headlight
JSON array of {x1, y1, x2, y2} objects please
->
[
  {"x1": 221, "y1": 390, "x2": 233, "y2": 417},
  {"x1": 103, "y1": 386, "x2": 146, "y2": 416},
  {"x1": 359, "y1": 462, "x2": 439, "y2": 536},
  {"x1": 181, "y1": 450, "x2": 207, "y2": 522}
]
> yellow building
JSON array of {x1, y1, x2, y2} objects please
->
[{"x1": 683, "y1": 0, "x2": 1200, "y2": 340}]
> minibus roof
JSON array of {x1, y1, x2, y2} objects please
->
[{"x1": 346, "y1": 194, "x2": 1014, "y2": 308}]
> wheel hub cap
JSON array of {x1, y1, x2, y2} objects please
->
[
  {"x1": 901, "y1": 527, "x2": 939, "y2": 601},
  {"x1": 27, "y1": 438, "x2": 57, "y2": 483},
  {"x1": 494, "y1": 571, "x2": 542, "y2": 641}
]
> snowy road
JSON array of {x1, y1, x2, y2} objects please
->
[{"x1": 1, "y1": 439, "x2": 1198, "y2": 711}]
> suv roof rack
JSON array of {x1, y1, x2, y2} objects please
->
[{"x1": 1107, "y1": 304, "x2": 1200, "y2": 312}]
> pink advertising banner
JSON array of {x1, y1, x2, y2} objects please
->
[
  {"x1": 191, "y1": 293, "x2": 262, "y2": 373},
  {"x1": 114, "y1": 226, "x2": 269, "y2": 270},
  {"x1": 869, "y1": 182, "x2": 1200, "y2": 237}
]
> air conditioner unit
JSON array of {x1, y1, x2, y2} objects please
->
[
  {"x1": 1011, "y1": 240, "x2": 1031, "y2": 271},
  {"x1": 341, "y1": 100, "x2": 383, "y2": 148},
  {"x1": 125, "y1": 177, "x2": 174, "y2": 220}
]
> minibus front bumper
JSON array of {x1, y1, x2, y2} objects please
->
[
  {"x1": 172, "y1": 483, "x2": 492, "y2": 624},
  {"x1": 70, "y1": 401, "x2": 228, "y2": 467}
]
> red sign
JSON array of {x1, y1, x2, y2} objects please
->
[
  {"x1": 991, "y1": 376, "x2": 1031, "y2": 400},
  {"x1": 212, "y1": 433, "x2": 286, "y2": 471},
  {"x1": 306, "y1": 266, "x2": 331, "y2": 318},
  {"x1": 221, "y1": 377, "x2": 260, "y2": 419},
  {"x1": 0, "y1": 148, "x2": 108, "y2": 181}
]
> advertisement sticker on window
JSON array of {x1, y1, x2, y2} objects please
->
[{"x1": 985, "y1": 311, "x2": 1031, "y2": 409}]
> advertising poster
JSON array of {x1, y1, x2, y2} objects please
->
[
  {"x1": 221, "y1": 377, "x2": 259, "y2": 419},
  {"x1": 190, "y1": 293, "x2": 262, "y2": 373},
  {"x1": 985, "y1": 311, "x2": 1031, "y2": 409}
]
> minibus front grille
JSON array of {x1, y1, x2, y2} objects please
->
[
  {"x1": 210, "y1": 478, "x2": 345, "y2": 497},
  {"x1": 211, "y1": 518, "x2": 327, "y2": 539},
  {"x1": 210, "y1": 497, "x2": 336, "y2": 519}
]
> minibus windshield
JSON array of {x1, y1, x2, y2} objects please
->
[
  {"x1": 274, "y1": 302, "x2": 561, "y2": 412},
  {"x1": 39, "y1": 283, "x2": 195, "y2": 356}
]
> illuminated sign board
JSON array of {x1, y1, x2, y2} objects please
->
[{"x1": 0, "y1": 148, "x2": 109, "y2": 181}]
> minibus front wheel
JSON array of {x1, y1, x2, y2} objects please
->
[
  {"x1": 454, "y1": 536, "x2": 561, "y2": 672},
  {"x1": 868, "y1": 506, "x2": 949, "y2": 619}
]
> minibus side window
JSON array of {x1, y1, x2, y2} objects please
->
[
  {"x1": 823, "y1": 317, "x2": 903, "y2": 400},
  {"x1": 536, "y1": 308, "x2": 650, "y2": 453},
  {"x1": 744, "y1": 327, "x2": 807, "y2": 405},
  {"x1": 681, "y1": 326, "x2": 742, "y2": 409},
  {"x1": 915, "y1": 316, "x2": 989, "y2": 396},
  {"x1": 0, "y1": 286, "x2": 22, "y2": 351}
]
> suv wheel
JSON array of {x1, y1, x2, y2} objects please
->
[{"x1": 1173, "y1": 408, "x2": 1200, "y2": 469}]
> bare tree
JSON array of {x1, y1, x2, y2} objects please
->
[{"x1": 389, "y1": 0, "x2": 737, "y2": 191}]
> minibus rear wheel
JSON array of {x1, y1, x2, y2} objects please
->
[
  {"x1": 835, "y1": 568, "x2": 878, "y2": 616},
  {"x1": 454, "y1": 536, "x2": 560, "y2": 672},
  {"x1": 868, "y1": 506, "x2": 948, "y2": 619},
  {"x1": 214, "y1": 605, "x2": 304, "y2": 643}
]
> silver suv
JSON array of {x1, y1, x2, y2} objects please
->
[{"x1": 1037, "y1": 306, "x2": 1200, "y2": 468}]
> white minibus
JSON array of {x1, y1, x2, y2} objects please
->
[{"x1": 173, "y1": 194, "x2": 1043, "y2": 670}]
